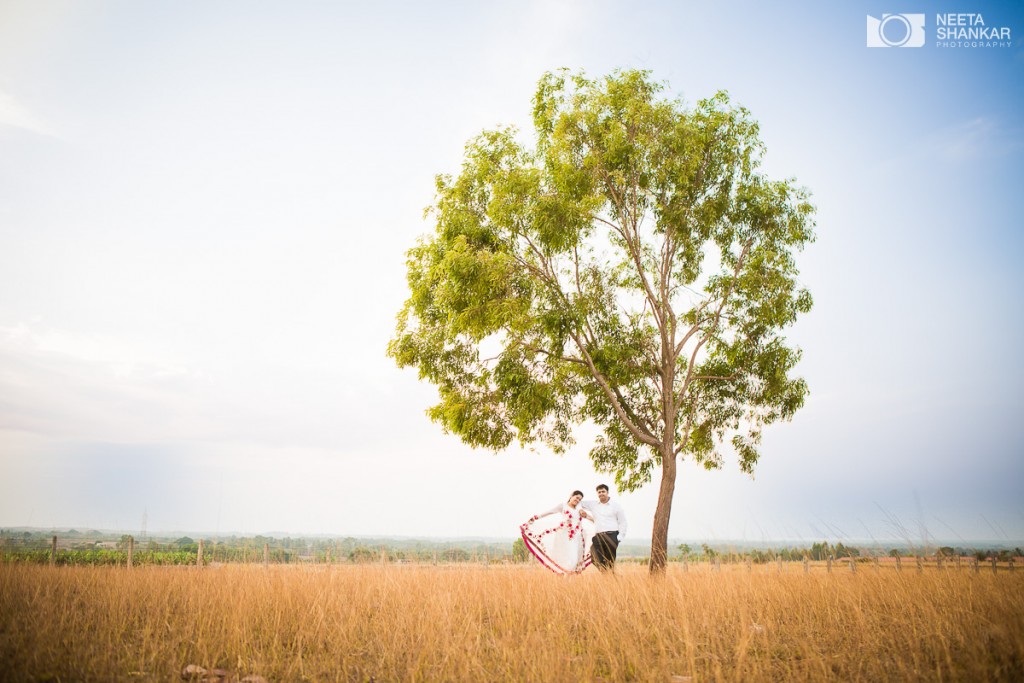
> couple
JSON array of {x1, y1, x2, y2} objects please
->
[{"x1": 520, "y1": 484, "x2": 627, "y2": 575}]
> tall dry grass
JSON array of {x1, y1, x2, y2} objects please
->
[{"x1": 0, "y1": 562, "x2": 1021, "y2": 682}]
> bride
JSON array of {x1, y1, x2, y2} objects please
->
[{"x1": 520, "y1": 490, "x2": 594, "y2": 574}]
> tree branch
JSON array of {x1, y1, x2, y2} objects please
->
[
  {"x1": 676, "y1": 239, "x2": 753, "y2": 401},
  {"x1": 593, "y1": 161, "x2": 664, "y2": 331},
  {"x1": 509, "y1": 224, "x2": 658, "y2": 445},
  {"x1": 673, "y1": 410, "x2": 698, "y2": 457},
  {"x1": 518, "y1": 342, "x2": 587, "y2": 365},
  {"x1": 568, "y1": 328, "x2": 661, "y2": 448}
]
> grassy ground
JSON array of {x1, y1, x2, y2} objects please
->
[{"x1": 0, "y1": 562, "x2": 1021, "y2": 682}]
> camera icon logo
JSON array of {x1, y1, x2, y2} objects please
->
[{"x1": 866, "y1": 14, "x2": 926, "y2": 47}]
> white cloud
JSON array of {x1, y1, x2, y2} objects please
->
[
  {"x1": 933, "y1": 116, "x2": 1021, "y2": 162},
  {"x1": 0, "y1": 90, "x2": 53, "y2": 136},
  {"x1": 0, "y1": 319, "x2": 420, "y2": 452},
  {"x1": 1, "y1": 321, "x2": 181, "y2": 372},
  {"x1": 0, "y1": 321, "x2": 211, "y2": 441}
]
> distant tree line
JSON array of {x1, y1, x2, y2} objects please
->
[
  {"x1": 0, "y1": 530, "x2": 518, "y2": 566},
  {"x1": 3, "y1": 530, "x2": 1021, "y2": 566},
  {"x1": 671, "y1": 541, "x2": 1023, "y2": 563}
]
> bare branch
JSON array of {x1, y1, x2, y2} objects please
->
[
  {"x1": 590, "y1": 213, "x2": 622, "y2": 232},
  {"x1": 676, "y1": 239, "x2": 753, "y2": 401},
  {"x1": 518, "y1": 342, "x2": 587, "y2": 365},
  {"x1": 612, "y1": 385, "x2": 655, "y2": 437},
  {"x1": 509, "y1": 223, "x2": 658, "y2": 445},
  {"x1": 673, "y1": 300, "x2": 716, "y2": 358},
  {"x1": 568, "y1": 328, "x2": 661, "y2": 448},
  {"x1": 593, "y1": 160, "x2": 664, "y2": 331},
  {"x1": 673, "y1": 410, "x2": 697, "y2": 457}
]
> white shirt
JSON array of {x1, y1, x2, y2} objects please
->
[{"x1": 581, "y1": 498, "x2": 627, "y2": 539}]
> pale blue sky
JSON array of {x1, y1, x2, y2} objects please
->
[{"x1": 1, "y1": 1, "x2": 1021, "y2": 545}]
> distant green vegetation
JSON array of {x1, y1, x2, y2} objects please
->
[
  {"x1": 676, "y1": 541, "x2": 1023, "y2": 563},
  {"x1": 3, "y1": 529, "x2": 1020, "y2": 567},
  {"x1": 0, "y1": 529, "x2": 518, "y2": 566}
]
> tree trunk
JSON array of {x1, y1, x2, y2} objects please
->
[{"x1": 649, "y1": 447, "x2": 677, "y2": 574}]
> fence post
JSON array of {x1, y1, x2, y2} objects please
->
[
  {"x1": 956, "y1": 555, "x2": 962, "y2": 571},
  {"x1": 874, "y1": 556, "x2": 880, "y2": 572},
  {"x1": 128, "y1": 536, "x2": 134, "y2": 569},
  {"x1": 714, "y1": 556, "x2": 720, "y2": 572},
  {"x1": 827, "y1": 555, "x2": 833, "y2": 573},
  {"x1": 992, "y1": 557, "x2": 997, "y2": 574},
  {"x1": 50, "y1": 535, "x2": 57, "y2": 567},
  {"x1": 803, "y1": 554, "x2": 809, "y2": 574},
  {"x1": 1010, "y1": 557, "x2": 1015, "y2": 573},
  {"x1": 973, "y1": 557, "x2": 980, "y2": 574},
  {"x1": 746, "y1": 557, "x2": 752, "y2": 572},
  {"x1": 937, "y1": 554, "x2": 943, "y2": 570},
  {"x1": 263, "y1": 543, "x2": 269, "y2": 567},
  {"x1": 916, "y1": 556, "x2": 923, "y2": 573},
  {"x1": 896, "y1": 555, "x2": 902, "y2": 572},
  {"x1": 682, "y1": 556, "x2": 688, "y2": 572},
  {"x1": 197, "y1": 539, "x2": 204, "y2": 568},
  {"x1": 777, "y1": 555, "x2": 783, "y2": 573},
  {"x1": 849, "y1": 558, "x2": 856, "y2": 574}
]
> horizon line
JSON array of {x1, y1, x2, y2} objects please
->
[{"x1": 3, "y1": 525, "x2": 1021, "y2": 547}]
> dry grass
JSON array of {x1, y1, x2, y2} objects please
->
[{"x1": 0, "y1": 562, "x2": 1021, "y2": 682}]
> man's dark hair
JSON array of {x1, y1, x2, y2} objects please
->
[{"x1": 596, "y1": 484, "x2": 609, "y2": 493}]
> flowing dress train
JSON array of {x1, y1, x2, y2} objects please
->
[{"x1": 520, "y1": 504, "x2": 593, "y2": 574}]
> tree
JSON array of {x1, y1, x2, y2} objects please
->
[
  {"x1": 389, "y1": 69, "x2": 815, "y2": 574},
  {"x1": 511, "y1": 537, "x2": 528, "y2": 563},
  {"x1": 834, "y1": 542, "x2": 860, "y2": 559},
  {"x1": 441, "y1": 548, "x2": 470, "y2": 563},
  {"x1": 811, "y1": 542, "x2": 833, "y2": 561},
  {"x1": 349, "y1": 547, "x2": 375, "y2": 563}
]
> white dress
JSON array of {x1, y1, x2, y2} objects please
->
[{"x1": 520, "y1": 503, "x2": 594, "y2": 574}]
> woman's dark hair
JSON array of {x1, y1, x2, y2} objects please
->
[{"x1": 569, "y1": 490, "x2": 584, "y2": 500}]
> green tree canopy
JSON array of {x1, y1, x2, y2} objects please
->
[
  {"x1": 511, "y1": 537, "x2": 528, "y2": 563},
  {"x1": 389, "y1": 69, "x2": 815, "y2": 573}
]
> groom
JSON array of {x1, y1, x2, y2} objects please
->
[{"x1": 582, "y1": 484, "x2": 627, "y2": 571}]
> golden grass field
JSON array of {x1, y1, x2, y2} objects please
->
[{"x1": 1, "y1": 562, "x2": 1022, "y2": 682}]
